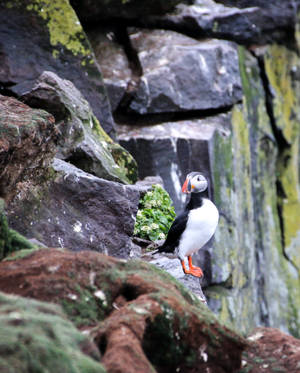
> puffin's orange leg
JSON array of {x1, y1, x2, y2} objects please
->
[
  {"x1": 181, "y1": 257, "x2": 203, "y2": 278},
  {"x1": 188, "y1": 256, "x2": 203, "y2": 276}
]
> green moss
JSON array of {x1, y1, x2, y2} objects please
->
[
  {"x1": 142, "y1": 307, "x2": 196, "y2": 369},
  {"x1": 90, "y1": 115, "x2": 113, "y2": 144},
  {"x1": 0, "y1": 199, "x2": 36, "y2": 261},
  {"x1": 81, "y1": 115, "x2": 137, "y2": 184},
  {"x1": 61, "y1": 284, "x2": 106, "y2": 327},
  {"x1": 3, "y1": 247, "x2": 44, "y2": 261},
  {"x1": 109, "y1": 144, "x2": 138, "y2": 183},
  {"x1": 0, "y1": 292, "x2": 106, "y2": 373}
]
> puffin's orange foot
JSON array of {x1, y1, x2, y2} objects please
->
[
  {"x1": 184, "y1": 267, "x2": 203, "y2": 278},
  {"x1": 188, "y1": 256, "x2": 203, "y2": 277},
  {"x1": 181, "y1": 260, "x2": 203, "y2": 278},
  {"x1": 189, "y1": 266, "x2": 203, "y2": 277}
]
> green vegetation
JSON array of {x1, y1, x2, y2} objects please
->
[
  {"x1": 134, "y1": 184, "x2": 175, "y2": 241},
  {"x1": 0, "y1": 292, "x2": 106, "y2": 373},
  {"x1": 0, "y1": 199, "x2": 36, "y2": 260},
  {"x1": 61, "y1": 284, "x2": 106, "y2": 328},
  {"x1": 142, "y1": 309, "x2": 195, "y2": 368}
]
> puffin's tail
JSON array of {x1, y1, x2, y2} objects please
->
[{"x1": 156, "y1": 242, "x2": 174, "y2": 254}]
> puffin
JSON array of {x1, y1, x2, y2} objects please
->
[{"x1": 158, "y1": 172, "x2": 219, "y2": 277}]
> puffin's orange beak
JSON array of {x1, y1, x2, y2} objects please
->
[{"x1": 182, "y1": 178, "x2": 189, "y2": 193}]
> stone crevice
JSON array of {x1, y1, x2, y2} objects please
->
[
  {"x1": 112, "y1": 25, "x2": 144, "y2": 114},
  {"x1": 0, "y1": 82, "x2": 19, "y2": 98},
  {"x1": 115, "y1": 104, "x2": 235, "y2": 126}
]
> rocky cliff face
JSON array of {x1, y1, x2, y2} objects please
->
[
  {"x1": 1, "y1": 0, "x2": 300, "y2": 371},
  {"x1": 85, "y1": 0, "x2": 300, "y2": 336}
]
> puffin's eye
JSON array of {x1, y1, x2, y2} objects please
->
[{"x1": 197, "y1": 176, "x2": 201, "y2": 181}]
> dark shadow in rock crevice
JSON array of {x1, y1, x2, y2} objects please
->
[
  {"x1": 115, "y1": 104, "x2": 235, "y2": 126},
  {"x1": 121, "y1": 284, "x2": 141, "y2": 302},
  {"x1": 98, "y1": 334, "x2": 107, "y2": 356},
  {"x1": 0, "y1": 82, "x2": 19, "y2": 98},
  {"x1": 142, "y1": 314, "x2": 185, "y2": 373}
]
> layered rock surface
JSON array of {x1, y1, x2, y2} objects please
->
[
  {"x1": 118, "y1": 114, "x2": 230, "y2": 213},
  {"x1": 8, "y1": 159, "x2": 140, "y2": 257},
  {"x1": 22, "y1": 71, "x2": 137, "y2": 184},
  {"x1": 89, "y1": 0, "x2": 300, "y2": 337},
  {"x1": 0, "y1": 90, "x2": 139, "y2": 257},
  {"x1": 128, "y1": 30, "x2": 242, "y2": 114}
]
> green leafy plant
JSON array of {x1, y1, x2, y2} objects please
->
[{"x1": 134, "y1": 184, "x2": 176, "y2": 241}]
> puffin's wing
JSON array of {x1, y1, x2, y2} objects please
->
[{"x1": 157, "y1": 210, "x2": 189, "y2": 253}]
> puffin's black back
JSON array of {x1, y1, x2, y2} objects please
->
[
  {"x1": 157, "y1": 210, "x2": 189, "y2": 253},
  {"x1": 157, "y1": 191, "x2": 205, "y2": 254}
]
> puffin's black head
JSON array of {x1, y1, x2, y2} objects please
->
[{"x1": 181, "y1": 172, "x2": 208, "y2": 194}]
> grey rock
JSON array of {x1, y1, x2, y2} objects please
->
[
  {"x1": 7, "y1": 159, "x2": 140, "y2": 258},
  {"x1": 118, "y1": 113, "x2": 230, "y2": 213},
  {"x1": 88, "y1": 31, "x2": 132, "y2": 112},
  {"x1": 0, "y1": 2, "x2": 115, "y2": 138},
  {"x1": 28, "y1": 238, "x2": 47, "y2": 248},
  {"x1": 141, "y1": 0, "x2": 297, "y2": 46},
  {"x1": 23, "y1": 71, "x2": 137, "y2": 184},
  {"x1": 128, "y1": 30, "x2": 242, "y2": 114},
  {"x1": 134, "y1": 176, "x2": 164, "y2": 194},
  {"x1": 142, "y1": 250, "x2": 207, "y2": 302},
  {"x1": 129, "y1": 242, "x2": 142, "y2": 259}
]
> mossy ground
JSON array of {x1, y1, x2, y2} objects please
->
[
  {"x1": 0, "y1": 199, "x2": 36, "y2": 261},
  {"x1": 0, "y1": 292, "x2": 106, "y2": 373}
]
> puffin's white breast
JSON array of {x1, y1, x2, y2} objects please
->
[{"x1": 177, "y1": 198, "x2": 219, "y2": 260}]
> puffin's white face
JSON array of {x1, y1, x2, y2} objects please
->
[{"x1": 182, "y1": 172, "x2": 208, "y2": 194}]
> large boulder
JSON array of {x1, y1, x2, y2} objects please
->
[
  {"x1": 0, "y1": 95, "x2": 57, "y2": 203},
  {"x1": 0, "y1": 248, "x2": 246, "y2": 372},
  {"x1": 0, "y1": 90, "x2": 139, "y2": 258},
  {"x1": 7, "y1": 159, "x2": 140, "y2": 258},
  {"x1": 140, "y1": 0, "x2": 298, "y2": 46},
  {"x1": 0, "y1": 291, "x2": 105, "y2": 373},
  {"x1": 127, "y1": 30, "x2": 242, "y2": 114},
  {"x1": 0, "y1": 0, "x2": 115, "y2": 138},
  {"x1": 118, "y1": 113, "x2": 229, "y2": 213},
  {"x1": 23, "y1": 71, "x2": 138, "y2": 184}
]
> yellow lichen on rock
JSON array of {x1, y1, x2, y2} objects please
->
[
  {"x1": 264, "y1": 45, "x2": 300, "y2": 262},
  {"x1": 25, "y1": 0, "x2": 93, "y2": 58}
]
